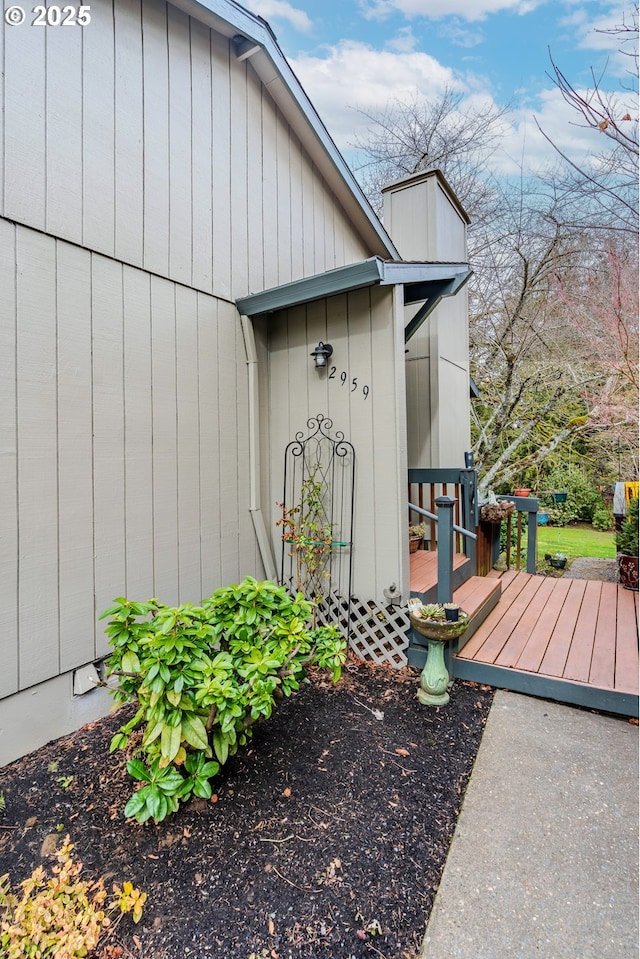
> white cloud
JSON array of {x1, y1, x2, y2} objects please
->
[
  {"x1": 245, "y1": 0, "x2": 313, "y2": 33},
  {"x1": 289, "y1": 40, "x2": 458, "y2": 149},
  {"x1": 359, "y1": 0, "x2": 547, "y2": 22}
]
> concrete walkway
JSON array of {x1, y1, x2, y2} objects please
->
[{"x1": 420, "y1": 690, "x2": 639, "y2": 959}]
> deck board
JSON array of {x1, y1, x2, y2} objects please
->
[
  {"x1": 538, "y1": 579, "x2": 587, "y2": 678},
  {"x1": 453, "y1": 572, "x2": 638, "y2": 717},
  {"x1": 409, "y1": 549, "x2": 468, "y2": 594},
  {"x1": 514, "y1": 577, "x2": 572, "y2": 673},
  {"x1": 495, "y1": 575, "x2": 558, "y2": 669},
  {"x1": 616, "y1": 587, "x2": 639, "y2": 693},
  {"x1": 589, "y1": 582, "x2": 618, "y2": 690},
  {"x1": 563, "y1": 581, "x2": 602, "y2": 683}
]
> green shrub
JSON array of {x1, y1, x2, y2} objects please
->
[
  {"x1": 102, "y1": 577, "x2": 346, "y2": 823},
  {"x1": 541, "y1": 465, "x2": 601, "y2": 523},
  {"x1": 615, "y1": 497, "x2": 639, "y2": 556},
  {"x1": 591, "y1": 507, "x2": 613, "y2": 532}
]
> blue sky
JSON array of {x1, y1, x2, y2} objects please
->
[{"x1": 245, "y1": 0, "x2": 636, "y2": 175}]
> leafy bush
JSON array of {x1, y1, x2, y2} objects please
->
[
  {"x1": 0, "y1": 837, "x2": 145, "y2": 958},
  {"x1": 591, "y1": 507, "x2": 613, "y2": 532},
  {"x1": 615, "y1": 497, "x2": 639, "y2": 556},
  {"x1": 541, "y1": 465, "x2": 601, "y2": 523},
  {"x1": 102, "y1": 577, "x2": 346, "y2": 823}
]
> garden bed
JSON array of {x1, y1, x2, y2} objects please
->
[{"x1": 0, "y1": 661, "x2": 493, "y2": 959}]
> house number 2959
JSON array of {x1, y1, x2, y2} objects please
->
[{"x1": 328, "y1": 367, "x2": 370, "y2": 399}]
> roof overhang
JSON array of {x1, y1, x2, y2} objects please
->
[{"x1": 236, "y1": 256, "x2": 472, "y2": 340}]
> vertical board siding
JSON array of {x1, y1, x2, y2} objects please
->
[
  {"x1": 150, "y1": 275, "x2": 180, "y2": 604},
  {"x1": 267, "y1": 288, "x2": 402, "y2": 603},
  {"x1": 3, "y1": 19, "x2": 46, "y2": 229},
  {"x1": 16, "y1": 229, "x2": 59, "y2": 688},
  {"x1": 176, "y1": 285, "x2": 203, "y2": 600},
  {"x1": 218, "y1": 301, "x2": 241, "y2": 584},
  {"x1": 57, "y1": 243, "x2": 95, "y2": 672},
  {"x1": 190, "y1": 19, "x2": 214, "y2": 292},
  {"x1": 114, "y1": 0, "x2": 144, "y2": 265},
  {"x1": 92, "y1": 257, "x2": 126, "y2": 657},
  {"x1": 123, "y1": 267, "x2": 155, "y2": 600},
  {"x1": 3, "y1": 0, "x2": 371, "y2": 297},
  {"x1": 82, "y1": 0, "x2": 116, "y2": 256},
  {"x1": 2, "y1": 224, "x2": 260, "y2": 693},
  {"x1": 197, "y1": 294, "x2": 222, "y2": 596},
  {"x1": 0, "y1": 220, "x2": 18, "y2": 697},
  {"x1": 210, "y1": 29, "x2": 233, "y2": 300},
  {"x1": 46, "y1": 27, "x2": 83, "y2": 241},
  {"x1": 168, "y1": 5, "x2": 193, "y2": 284},
  {"x1": 142, "y1": 0, "x2": 170, "y2": 277}
]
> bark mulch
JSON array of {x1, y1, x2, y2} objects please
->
[{"x1": 0, "y1": 660, "x2": 494, "y2": 959}]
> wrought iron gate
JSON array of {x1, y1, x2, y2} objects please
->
[{"x1": 278, "y1": 414, "x2": 355, "y2": 635}]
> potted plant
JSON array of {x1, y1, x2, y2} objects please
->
[
  {"x1": 409, "y1": 522, "x2": 427, "y2": 553},
  {"x1": 513, "y1": 487, "x2": 531, "y2": 497},
  {"x1": 615, "y1": 496, "x2": 639, "y2": 591}
]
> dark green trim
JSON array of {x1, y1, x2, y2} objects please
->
[
  {"x1": 235, "y1": 258, "x2": 471, "y2": 319},
  {"x1": 451, "y1": 659, "x2": 639, "y2": 718}
]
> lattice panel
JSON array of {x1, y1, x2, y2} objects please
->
[{"x1": 316, "y1": 593, "x2": 410, "y2": 669}]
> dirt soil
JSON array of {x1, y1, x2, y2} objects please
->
[{"x1": 0, "y1": 661, "x2": 494, "y2": 959}]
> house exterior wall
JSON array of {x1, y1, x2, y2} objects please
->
[
  {"x1": 263, "y1": 285, "x2": 409, "y2": 606},
  {"x1": 0, "y1": 0, "x2": 376, "y2": 764},
  {"x1": 0, "y1": 0, "x2": 369, "y2": 301},
  {"x1": 383, "y1": 171, "x2": 470, "y2": 468}
]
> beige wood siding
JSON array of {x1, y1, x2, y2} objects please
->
[
  {"x1": 0, "y1": 222, "x2": 262, "y2": 697},
  {"x1": 0, "y1": 0, "x2": 370, "y2": 297},
  {"x1": 265, "y1": 287, "x2": 408, "y2": 604}
]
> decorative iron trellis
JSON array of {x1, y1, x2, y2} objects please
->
[{"x1": 279, "y1": 414, "x2": 355, "y2": 638}]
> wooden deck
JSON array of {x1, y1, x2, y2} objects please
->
[
  {"x1": 409, "y1": 548, "x2": 469, "y2": 594},
  {"x1": 453, "y1": 570, "x2": 639, "y2": 717}
]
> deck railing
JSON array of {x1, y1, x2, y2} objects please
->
[
  {"x1": 408, "y1": 468, "x2": 479, "y2": 560},
  {"x1": 495, "y1": 495, "x2": 539, "y2": 573}
]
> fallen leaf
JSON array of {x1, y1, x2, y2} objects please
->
[
  {"x1": 268, "y1": 917, "x2": 275, "y2": 935},
  {"x1": 395, "y1": 748, "x2": 410, "y2": 756}
]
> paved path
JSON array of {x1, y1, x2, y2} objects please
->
[
  {"x1": 564, "y1": 556, "x2": 618, "y2": 582},
  {"x1": 420, "y1": 690, "x2": 639, "y2": 959}
]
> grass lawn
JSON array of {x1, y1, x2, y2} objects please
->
[{"x1": 535, "y1": 523, "x2": 616, "y2": 560}]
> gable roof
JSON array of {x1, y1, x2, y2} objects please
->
[{"x1": 171, "y1": 0, "x2": 400, "y2": 260}]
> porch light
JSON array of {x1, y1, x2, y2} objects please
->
[{"x1": 310, "y1": 341, "x2": 333, "y2": 369}]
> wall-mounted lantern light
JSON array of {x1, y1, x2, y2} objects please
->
[{"x1": 310, "y1": 341, "x2": 333, "y2": 369}]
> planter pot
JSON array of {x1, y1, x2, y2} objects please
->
[
  {"x1": 618, "y1": 553, "x2": 639, "y2": 591},
  {"x1": 409, "y1": 535, "x2": 422, "y2": 554},
  {"x1": 480, "y1": 502, "x2": 515, "y2": 524},
  {"x1": 513, "y1": 488, "x2": 531, "y2": 497},
  {"x1": 444, "y1": 606, "x2": 460, "y2": 622},
  {"x1": 410, "y1": 610, "x2": 469, "y2": 707},
  {"x1": 537, "y1": 512, "x2": 550, "y2": 526},
  {"x1": 552, "y1": 491, "x2": 568, "y2": 503},
  {"x1": 549, "y1": 554, "x2": 567, "y2": 570}
]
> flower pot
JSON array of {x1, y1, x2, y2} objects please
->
[
  {"x1": 618, "y1": 553, "x2": 639, "y2": 591},
  {"x1": 409, "y1": 610, "x2": 469, "y2": 643},
  {"x1": 513, "y1": 488, "x2": 531, "y2": 497},
  {"x1": 537, "y1": 512, "x2": 550, "y2": 526},
  {"x1": 549, "y1": 554, "x2": 567, "y2": 570},
  {"x1": 444, "y1": 606, "x2": 460, "y2": 622},
  {"x1": 552, "y1": 491, "x2": 568, "y2": 503},
  {"x1": 409, "y1": 535, "x2": 422, "y2": 554},
  {"x1": 480, "y1": 502, "x2": 515, "y2": 524}
]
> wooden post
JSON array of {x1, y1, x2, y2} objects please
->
[{"x1": 435, "y1": 495, "x2": 456, "y2": 604}]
